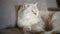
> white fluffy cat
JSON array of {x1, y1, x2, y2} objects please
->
[
  {"x1": 17, "y1": 3, "x2": 45, "y2": 34},
  {"x1": 17, "y1": 2, "x2": 60, "y2": 34}
]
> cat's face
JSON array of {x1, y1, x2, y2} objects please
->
[{"x1": 24, "y1": 2, "x2": 39, "y2": 16}]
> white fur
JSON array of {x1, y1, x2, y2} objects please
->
[{"x1": 17, "y1": 3, "x2": 44, "y2": 32}]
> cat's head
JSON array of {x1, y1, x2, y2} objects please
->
[{"x1": 24, "y1": 2, "x2": 39, "y2": 16}]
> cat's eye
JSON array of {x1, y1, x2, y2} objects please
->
[{"x1": 32, "y1": 10, "x2": 37, "y2": 15}]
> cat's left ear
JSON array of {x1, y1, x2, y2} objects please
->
[{"x1": 34, "y1": 2, "x2": 38, "y2": 6}]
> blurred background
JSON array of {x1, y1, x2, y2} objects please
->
[{"x1": 0, "y1": 0, "x2": 60, "y2": 32}]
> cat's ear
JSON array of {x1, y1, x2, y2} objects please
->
[
  {"x1": 34, "y1": 2, "x2": 38, "y2": 6},
  {"x1": 24, "y1": 3, "x2": 29, "y2": 8}
]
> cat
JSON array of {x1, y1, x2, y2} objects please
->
[
  {"x1": 17, "y1": 2, "x2": 45, "y2": 34},
  {"x1": 17, "y1": 2, "x2": 60, "y2": 34}
]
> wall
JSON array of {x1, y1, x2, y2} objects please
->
[
  {"x1": 0, "y1": 0, "x2": 58, "y2": 29},
  {"x1": 0, "y1": 0, "x2": 16, "y2": 29},
  {"x1": 46, "y1": 0, "x2": 58, "y2": 8}
]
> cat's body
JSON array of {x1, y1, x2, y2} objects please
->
[
  {"x1": 44, "y1": 12, "x2": 60, "y2": 34},
  {"x1": 17, "y1": 3, "x2": 60, "y2": 34}
]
